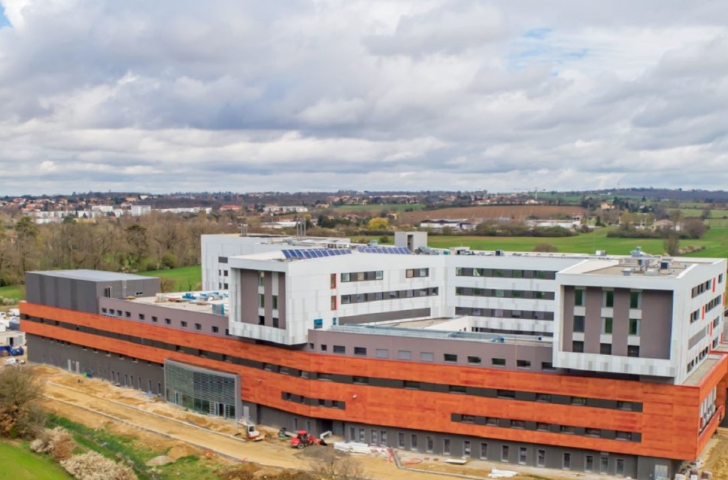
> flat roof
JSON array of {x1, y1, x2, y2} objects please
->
[
  {"x1": 683, "y1": 355, "x2": 722, "y2": 386},
  {"x1": 132, "y1": 292, "x2": 227, "y2": 315},
  {"x1": 28, "y1": 269, "x2": 151, "y2": 282}
]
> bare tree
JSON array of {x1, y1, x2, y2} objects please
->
[
  {"x1": 664, "y1": 233, "x2": 680, "y2": 256},
  {"x1": 310, "y1": 450, "x2": 367, "y2": 480}
]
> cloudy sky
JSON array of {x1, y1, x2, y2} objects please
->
[{"x1": 1, "y1": 0, "x2": 727, "y2": 195}]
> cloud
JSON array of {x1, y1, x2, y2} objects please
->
[{"x1": 0, "y1": 0, "x2": 727, "y2": 195}]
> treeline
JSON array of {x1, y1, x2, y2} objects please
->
[{"x1": 0, "y1": 213, "x2": 236, "y2": 287}]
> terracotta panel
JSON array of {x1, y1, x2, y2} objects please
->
[{"x1": 20, "y1": 302, "x2": 728, "y2": 461}]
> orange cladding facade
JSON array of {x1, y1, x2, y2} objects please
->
[{"x1": 20, "y1": 301, "x2": 727, "y2": 461}]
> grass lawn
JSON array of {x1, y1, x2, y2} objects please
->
[
  {"x1": 0, "y1": 441, "x2": 71, "y2": 480},
  {"x1": 0, "y1": 284, "x2": 24, "y2": 300},
  {"x1": 427, "y1": 226, "x2": 728, "y2": 258},
  {"x1": 332, "y1": 203, "x2": 424, "y2": 212},
  {"x1": 139, "y1": 265, "x2": 201, "y2": 291}
]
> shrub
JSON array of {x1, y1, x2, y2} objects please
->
[
  {"x1": 61, "y1": 451, "x2": 137, "y2": 480},
  {"x1": 30, "y1": 427, "x2": 76, "y2": 461}
]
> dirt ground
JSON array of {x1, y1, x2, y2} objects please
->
[{"x1": 33, "y1": 364, "x2": 716, "y2": 480}]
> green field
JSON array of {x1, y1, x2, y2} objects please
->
[
  {"x1": 0, "y1": 442, "x2": 71, "y2": 480},
  {"x1": 139, "y1": 265, "x2": 202, "y2": 291},
  {"x1": 427, "y1": 226, "x2": 728, "y2": 258},
  {"x1": 332, "y1": 203, "x2": 425, "y2": 212},
  {"x1": 0, "y1": 284, "x2": 24, "y2": 300},
  {"x1": 681, "y1": 208, "x2": 728, "y2": 218}
]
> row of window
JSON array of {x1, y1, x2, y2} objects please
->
[
  {"x1": 706, "y1": 295, "x2": 723, "y2": 314},
  {"x1": 455, "y1": 306, "x2": 555, "y2": 321},
  {"x1": 281, "y1": 392, "x2": 345, "y2": 410},
  {"x1": 360, "y1": 429, "x2": 627, "y2": 474},
  {"x1": 451, "y1": 413, "x2": 638, "y2": 442},
  {"x1": 258, "y1": 294, "x2": 279, "y2": 310},
  {"x1": 455, "y1": 287, "x2": 554, "y2": 300},
  {"x1": 318, "y1": 346, "x2": 537, "y2": 370},
  {"x1": 258, "y1": 316, "x2": 281, "y2": 328},
  {"x1": 687, "y1": 346, "x2": 711, "y2": 374},
  {"x1": 456, "y1": 268, "x2": 556, "y2": 279},
  {"x1": 340, "y1": 271, "x2": 383, "y2": 283},
  {"x1": 575, "y1": 289, "x2": 642, "y2": 309},
  {"x1": 572, "y1": 341, "x2": 640, "y2": 357},
  {"x1": 100, "y1": 308, "x2": 224, "y2": 335},
  {"x1": 573, "y1": 316, "x2": 640, "y2": 336},
  {"x1": 340, "y1": 287, "x2": 438, "y2": 305},
  {"x1": 26, "y1": 316, "x2": 641, "y2": 412},
  {"x1": 692, "y1": 279, "x2": 714, "y2": 298}
]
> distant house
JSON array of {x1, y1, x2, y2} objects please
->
[
  {"x1": 651, "y1": 219, "x2": 682, "y2": 232},
  {"x1": 262, "y1": 206, "x2": 309, "y2": 214},
  {"x1": 419, "y1": 219, "x2": 474, "y2": 231}
]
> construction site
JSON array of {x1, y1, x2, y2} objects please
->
[{"x1": 25, "y1": 364, "x2": 728, "y2": 480}]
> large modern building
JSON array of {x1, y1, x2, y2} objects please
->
[{"x1": 20, "y1": 232, "x2": 727, "y2": 480}]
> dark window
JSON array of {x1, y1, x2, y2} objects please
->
[
  {"x1": 617, "y1": 401, "x2": 633, "y2": 411},
  {"x1": 536, "y1": 422, "x2": 550, "y2": 431},
  {"x1": 444, "y1": 353, "x2": 458, "y2": 362},
  {"x1": 511, "y1": 420, "x2": 526, "y2": 429},
  {"x1": 321, "y1": 344, "x2": 327, "y2": 352},
  {"x1": 571, "y1": 397, "x2": 587, "y2": 406},
  {"x1": 575, "y1": 289, "x2": 584, "y2": 306},
  {"x1": 138, "y1": 314, "x2": 145, "y2": 320},
  {"x1": 333, "y1": 345, "x2": 345, "y2": 354},
  {"x1": 492, "y1": 358, "x2": 506, "y2": 366},
  {"x1": 212, "y1": 326, "x2": 219, "y2": 333},
  {"x1": 586, "y1": 428, "x2": 601, "y2": 437},
  {"x1": 353, "y1": 376, "x2": 368, "y2": 384},
  {"x1": 604, "y1": 290, "x2": 614, "y2": 307},
  {"x1": 151, "y1": 316, "x2": 158, "y2": 323},
  {"x1": 517, "y1": 360, "x2": 531, "y2": 369},
  {"x1": 600, "y1": 343, "x2": 612, "y2": 355},
  {"x1": 573, "y1": 315, "x2": 585, "y2": 332},
  {"x1": 258, "y1": 316, "x2": 265, "y2": 325},
  {"x1": 403, "y1": 381, "x2": 420, "y2": 390},
  {"x1": 497, "y1": 390, "x2": 516, "y2": 399},
  {"x1": 449, "y1": 385, "x2": 466, "y2": 394},
  {"x1": 272, "y1": 318, "x2": 279, "y2": 328},
  {"x1": 628, "y1": 346, "x2": 640, "y2": 357},
  {"x1": 180, "y1": 321, "x2": 187, "y2": 328},
  {"x1": 354, "y1": 347, "x2": 367, "y2": 356},
  {"x1": 195, "y1": 323, "x2": 202, "y2": 331},
  {"x1": 542, "y1": 362, "x2": 555, "y2": 371},
  {"x1": 467, "y1": 356, "x2": 481, "y2": 364},
  {"x1": 536, "y1": 393, "x2": 551, "y2": 402},
  {"x1": 572, "y1": 341, "x2": 584, "y2": 352},
  {"x1": 560, "y1": 425, "x2": 576, "y2": 435}
]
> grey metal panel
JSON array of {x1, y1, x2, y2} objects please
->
[{"x1": 339, "y1": 308, "x2": 431, "y2": 325}]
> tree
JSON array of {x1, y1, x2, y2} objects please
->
[
  {"x1": 310, "y1": 450, "x2": 367, "y2": 480},
  {"x1": 664, "y1": 233, "x2": 680, "y2": 256},
  {"x1": 367, "y1": 218, "x2": 389, "y2": 230},
  {"x1": 0, "y1": 366, "x2": 45, "y2": 439},
  {"x1": 533, "y1": 243, "x2": 558, "y2": 252},
  {"x1": 683, "y1": 218, "x2": 707, "y2": 239}
]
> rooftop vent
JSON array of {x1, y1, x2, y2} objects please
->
[
  {"x1": 645, "y1": 269, "x2": 660, "y2": 276},
  {"x1": 622, "y1": 268, "x2": 633, "y2": 276}
]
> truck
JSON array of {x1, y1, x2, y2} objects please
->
[{"x1": 0, "y1": 345, "x2": 24, "y2": 356}]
